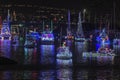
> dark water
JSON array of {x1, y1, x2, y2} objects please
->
[
  {"x1": 0, "y1": 68, "x2": 120, "y2": 79},
  {"x1": 0, "y1": 40, "x2": 120, "y2": 79}
]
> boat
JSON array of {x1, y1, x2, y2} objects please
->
[
  {"x1": 83, "y1": 47, "x2": 116, "y2": 58},
  {"x1": 57, "y1": 46, "x2": 72, "y2": 59},
  {"x1": 82, "y1": 47, "x2": 115, "y2": 66},
  {"x1": 56, "y1": 42, "x2": 72, "y2": 60},
  {"x1": 96, "y1": 28, "x2": 110, "y2": 50},
  {"x1": 41, "y1": 31, "x2": 54, "y2": 43},
  {"x1": 41, "y1": 21, "x2": 54, "y2": 44},
  {"x1": 113, "y1": 38, "x2": 120, "y2": 48},
  {"x1": 65, "y1": 10, "x2": 74, "y2": 40},
  {"x1": 75, "y1": 12, "x2": 85, "y2": 42},
  {"x1": 24, "y1": 34, "x2": 36, "y2": 48},
  {"x1": 12, "y1": 34, "x2": 19, "y2": 44},
  {"x1": 83, "y1": 27, "x2": 115, "y2": 59},
  {"x1": 0, "y1": 21, "x2": 11, "y2": 40},
  {"x1": 0, "y1": 10, "x2": 11, "y2": 40},
  {"x1": 56, "y1": 42, "x2": 73, "y2": 66},
  {"x1": 29, "y1": 30, "x2": 40, "y2": 40}
]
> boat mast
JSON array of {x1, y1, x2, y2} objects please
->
[
  {"x1": 42, "y1": 20, "x2": 45, "y2": 32},
  {"x1": 51, "y1": 20, "x2": 53, "y2": 32},
  {"x1": 7, "y1": 9, "x2": 10, "y2": 22},
  {"x1": 0, "y1": 16, "x2": 2, "y2": 29},
  {"x1": 113, "y1": 1, "x2": 116, "y2": 32},
  {"x1": 77, "y1": 12, "x2": 84, "y2": 37},
  {"x1": 60, "y1": 27, "x2": 62, "y2": 46},
  {"x1": 67, "y1": 10, "x2": 71, "y2": 36}
]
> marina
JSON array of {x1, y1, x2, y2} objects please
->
[{"x1": 0, "y1": 0, "x2": 120, "y2": 79}]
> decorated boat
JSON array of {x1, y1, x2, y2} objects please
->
[
  {"x1": 65, "y1": 10, "x2": 74, "y2": 40},
  {"x1": 113, "y1": 38, "x2": 120, "y2": 48},
  {"x1": 83, "y1": 28, "x2": 115, "y2": 59},
  {"x1": 96, "y1": 28, "x2": 110, "y2": 49},
  {"x1": 83, "y1": 46, "x2": 116, "y2": 58},
  {"x1": 12, "y1": 34, "x2": 19, "y2": 44},
  {"x1": 75, "y1": 12, "x2": 85, "y2": 42},
  {"x1": 29, "y1": 30, "x2": 40, "y2": 40},
  {"x1": 41, "y1": 20, "x2": 54, "y2": 44},
  {"x1": 24, "y1": 34, "x2": 36, "y2": 48},
  {"x1": 57, "y1": 42, "x2": 72, "y2": 59},
  {"x1": 57, "y1": 46, "x2": 72, "y2": 59},
  {"x1": 0, "y1": 10, "x2": 11, "y2": 40}
]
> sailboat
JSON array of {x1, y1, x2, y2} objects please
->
[
  {"x1": 83, "y1": 28, "x2": 115, "y2": 58},
  {"x1": 96, "y1": 28, "x2": 110, "y2": 48},
  {"x1": 65, "y1": 10, "x2": 74, "y2": 40},
  {"x1": 112, "y1": 2, "x2": 120, "y2": 48},
  {"x1": 75, "y1": 12, "x2": 85, "y2": 42},
  {"x1": 0, "y1": 9, "x2": 11, "y2": 40},
  {"x1": 24, "y1": 28, "x2": 37, "y2": 48}
]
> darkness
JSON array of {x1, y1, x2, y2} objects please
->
[
  {"x1": 0, "y1": 0, "x2": 118, "y2": 10},
  {"x1": 1, "y1": 0, "x2": 120, "y2": 28}
]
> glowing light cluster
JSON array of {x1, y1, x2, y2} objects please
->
[
  {"x1": 0, "y1": 21, "x2": 11, "y2": 40},
  {"x1": 41, "y1": 33, "x2": 54, "y2": 41}
]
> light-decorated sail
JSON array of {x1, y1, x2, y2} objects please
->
[
  {"x1": 75, "y1": 12, "x2": 85, "y2": 42},
  {"x1": 76, "y1": 12, "x2": 84, "y2": 38},
  {"x1": 0, "y1": 9, "x2": 11, "y2": 40}
]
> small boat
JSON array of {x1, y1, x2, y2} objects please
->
[
  {"x1": 83, "y1": 47, "x2": 116, "y2": 58},
  {"x1": 29, "y1": 31, "x2": 40, "y2": 40},
  {"x1": 56, "y1": 41, "x2": 72, "y2": 59},
  {"x1": 0, "y1": 10, "x2": 11, "y2": 40},
  {"x1": 12, "y1": 35, "x2": 19, "y2": 44},
  {"x1": 113, "y1": 38, "x2": 120, "y2": 48},
  {"x1": 96, "y1": 28, "x2": 110, "y2": 49},
  {"x1": 41, "y1": 31, "x2": 54, "y2": 42},
  {"x1": 24, "y1": 34, "x2": 36, "y2": 48},
  {"x1": 56, "y1": 46, "x2": 72, "y2": 59}
]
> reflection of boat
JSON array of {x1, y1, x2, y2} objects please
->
[
  {"x1": 40, "y1": 45, "x2": 55, "y2": 65},
  {"x1": 75, "y1": 12, "x2": 85, "y2": 42},
  {"x1": 57, "y1": 68, "x2": 72, "y2": 80},
  {"x1": 24, "y1": 34, "x2": 36, "y2": 48}
]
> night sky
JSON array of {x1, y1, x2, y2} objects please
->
[{"x1": 0, "y1": 0, "x2": 119, "y2": 12}]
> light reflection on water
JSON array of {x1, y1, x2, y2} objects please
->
[
  {"x1": 39, "y1": 70, "x2": 56, "y2": 80},
  {"x1": 0, "y1": 40, "x2": 11, "y2": 58},
  {"x1": 0, "y1": 69, "x2": 120, "y2": 79},
  {"x1": 57, "y1": 68, "x2": 72, "y2": 80},
  {"x1": 40, "y1": 45, "x2": 55, "y2": 65},
  {"x1": 0, "y1": 40, "x2": 120, "y2": 79},
  {"x1": 0, "y1": 39, "x2": 119, "y2": 66}
]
